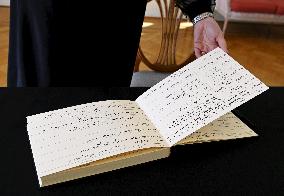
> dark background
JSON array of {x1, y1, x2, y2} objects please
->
[
  {"x1": 0, "y1": 87, "x2": 283, "y2": 195},
  {"x1": 8, "y1": 0, "x2": 147, "y2": 86}
]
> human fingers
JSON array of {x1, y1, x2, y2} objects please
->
[
  {"x1": 194, "y1": 47, "x2": 202, "y2": 58},
  {"x1": 207, "y1": 43, "x2": 218, "y2": 53},
  {"x1": 216, "y1": 35, "x2": 228, "y2": 53}
]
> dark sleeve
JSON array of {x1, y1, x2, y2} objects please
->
[{"x1": 175, "y1": 0, "x2": 216, "y2": 21}]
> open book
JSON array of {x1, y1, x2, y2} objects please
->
[{"x1": 27, "y1": 48, "x2": 269, "y2": 187}]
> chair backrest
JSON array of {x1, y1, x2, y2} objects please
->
[{"x1": 137, "y1": 0, "x2": 196, "y2": 73}]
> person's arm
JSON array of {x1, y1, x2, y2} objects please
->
[
  {"x1": 175, "y1": 0, "x2": 227, "y2": 57},
  {"x1": 176, "y1": 0, "x2": 215, "y2": 21}
]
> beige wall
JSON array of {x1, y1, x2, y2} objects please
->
[{"x1": 0, "y1": 0, "x2": 9, "y2": 6}]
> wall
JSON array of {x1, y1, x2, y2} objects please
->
[
  {"x1": 0, "y1": 0, "x2": 10, "y2": 6},
  {"x1": 145, "y1": 1, "x2": 162, "y2": 17}
]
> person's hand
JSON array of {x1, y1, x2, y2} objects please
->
[{"x1": 193, "y1": 17, "x2": 227, "y2": 58}]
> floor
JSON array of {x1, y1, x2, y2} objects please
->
[{"x1": 0, "y1": 7, "x2": 284, "y2": 87}]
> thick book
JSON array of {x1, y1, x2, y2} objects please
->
[{"x1": 26, "y1": 48, "x2": 269, "y2": 187}]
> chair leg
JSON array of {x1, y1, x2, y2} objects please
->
[
  {"x1": 134, "y1": 51, "x2": 141, "y2": 72},
  {"x1": 223, "y1": 18, "x2": 229, "y2": 35}
]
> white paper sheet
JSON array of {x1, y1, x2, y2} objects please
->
[
  {"x1": 136, "y1": 48, "x2": 268, "y2": 146},
  {"x1": 27, "y1": 100, "x2": 166, "y2": 177},
  {"x1": 177, "y1": 112, "x2": 258, "y2": 145}
]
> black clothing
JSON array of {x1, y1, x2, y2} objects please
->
[
  {"x1": 8, "y1": 0, "x2": 214, "y2": 87},
  {"x1": 175, "y1": 0, "x2": 215, "y2": 20}
]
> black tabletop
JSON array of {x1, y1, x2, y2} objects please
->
[{"x1": 0, "y1": 87, "x2": 283, "y2": 195}]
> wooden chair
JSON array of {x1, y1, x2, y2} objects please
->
[{"x1": 131, "y1": 0, "x2": 196, "y2": 87}]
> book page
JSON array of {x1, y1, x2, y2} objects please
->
[
  {"x1": 177, "y1": 112, "x2": 257, "y2": 145},
  {"x1": 27, "y1": 100, "x2": 167, "y2": 178},
  {"x1": 136, "y1": 48, "x2": 268, "y2": 146}
]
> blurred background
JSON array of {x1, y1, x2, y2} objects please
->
[{"x1": 0, "y1": 0, "x2": 283, "y2": 87}]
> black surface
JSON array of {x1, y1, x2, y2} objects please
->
[{"x1": 0, "y1": 87, "x2": 283, "y2": 195}]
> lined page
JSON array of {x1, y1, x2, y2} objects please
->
[
  {"x1": 136, "y1": 48, "x2": 268, "y2": 146},
  {"x1": 177, "y1": 112, "x2": 257, "y2": 145},
  {"x1": 27, "y1": 100, "x2": 167, "y2": 177}
]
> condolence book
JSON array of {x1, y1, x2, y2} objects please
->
[{"x1": 27, "y1": 48, "x2": 268, "y2": 187}]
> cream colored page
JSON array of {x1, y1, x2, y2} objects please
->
[
  {"x1": 27, "y1": 100, "x2": 167, "y2": 178},
  {"x1": 177, "y1": 112, "x2": 257, "y2": 145},
  {"x1": 136, "y1": 48, "x2": 268, "y2": 146}
]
